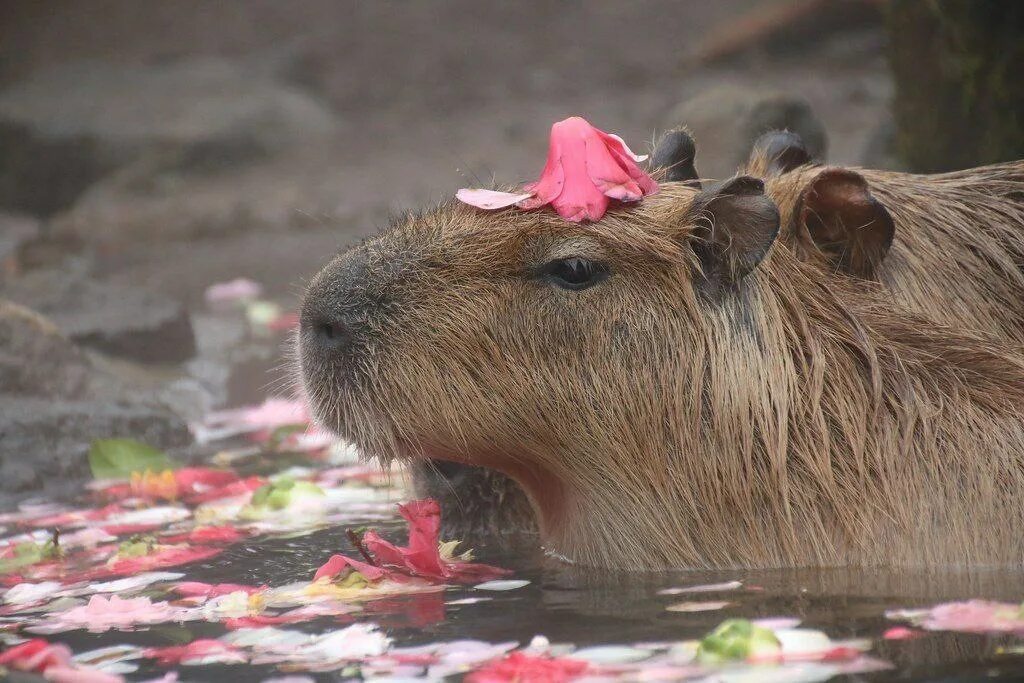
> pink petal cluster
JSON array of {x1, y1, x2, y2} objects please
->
[
  {"x1": 0, "y1": 639, "x2": 73, "y2": 673},
  {"x1": 204, "y1": 278, "x2": 263, "y2": 305},
  {"x1": 890, "y1": 600, "x2": 1024, "y2": 634},
  {"x1": 0, "y1": 638, "x2": 123, "y2": 683},
  {"x1": 457, "y1": 116, "x2": 658, "y2": 222},
  {"x1": 43, "y1": 595, "x2": 181, "y2": 632},
  {"x1": 315, "y1": 499, "x2": 510, "y2": 584}
]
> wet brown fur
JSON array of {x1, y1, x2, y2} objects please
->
[
  {"x1": 300, "y1": 186, "x2": 1024, "y2": 570},
  {"x1": 744, "y1": 153, "x2": 1024, "y2": 343}
]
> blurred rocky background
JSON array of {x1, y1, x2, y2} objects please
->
[{"x1": 0, "y1": 0, "x2": 1019, "y2": 503}]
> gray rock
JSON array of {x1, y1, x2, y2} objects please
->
[
  {"x1": 0, "y1": 58, "x2": 340, "y2": 216},
  {"x1": 2, "y1": 268, "x2": 196, "y2": 364},
  {"x1": 0, "y1": 299, "x2": 92, "y2": 398},
  {"x1": 0, "y1": 300, "x2": 191, "y2": 502},
  {"x1": 0, "y1": 212, "x2": 40, "y2": 284},
  {"x1": 0, "y1": 397, "x2": 191, "y2": 497},
  {"x1": 665, "y1": 84, "x2": 828, "y2": 180},
  {"x1": 49, "y1": 149, "x2": 354, "y2": 246}
]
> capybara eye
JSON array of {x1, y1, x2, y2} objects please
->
[{"x1": 541, "y1": 257, "x2": 608, "y2": 291}]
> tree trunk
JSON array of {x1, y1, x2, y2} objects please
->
[{"x1": 887, "y1": 0, "x2": 1024, "y2": 172}]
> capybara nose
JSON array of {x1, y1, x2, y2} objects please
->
[
  {"x1": 308, "y1": 314, "x2": 351, "y2": 351},
  {"x1": 301, "y1": 245, "x2": 373, "y2": 359}
]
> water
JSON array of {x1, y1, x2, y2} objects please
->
[{"x1": 3, "y1": 431, "x2": 1024, "y2": 682}]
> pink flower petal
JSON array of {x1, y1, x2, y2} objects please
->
[
  {"x1": 586, "y1": 140, "x2": 645, "y2": 200},
  {"x1": 597, "y1": 129, "x2": 659, "y2": 196},
  {"x1": 456, "y1": 117, "x2": 657, "y2": 223},
  {"x1": 42, "y1": 665, "x2": 124, "y2": 683},
  {"x1": 39, "y1": 595, "x2": 182, "y2": 633},
  {"x1": 204, "y1": 278, "x2": 263, "y2": 305},
  {"x1": 173, "y1": 582, "x2": 263, "y2": 599},
  {"x1": 883, "y1": 626, "x2": 921, "y2": 640},
  {"x1": 313, "y1": 553, "x2": 386, "y2": 582},
  {"x1": 456, "y1": 188, "x2": 534, "y2": 211}
]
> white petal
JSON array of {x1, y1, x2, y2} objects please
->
[
  {"x1": 658, "y1": 580, "x2": 742, "y2": 594},
  {"x1": 473, "y1": 579, "x2": 530, "y2": 591},
  {"x1": 607, "y1": 133, "x2": 648, "y2": 162},
  {"x1": 572, "y1": 645, "x2": 653, "y2": 664},
  {"x1": 456, "y1": 188, "x2": 533, "y2": 211}
]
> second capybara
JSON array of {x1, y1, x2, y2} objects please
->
[
  {"x1": 298, "y1": 175, "x2": 1024, "y2": 570},
  {"x1": 736, "y1": 130, "x2": 1024, "y2": 343}
]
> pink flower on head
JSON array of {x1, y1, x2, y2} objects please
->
[{"x1": 457, "y1": 116, "x2": 658, "y2": 223}]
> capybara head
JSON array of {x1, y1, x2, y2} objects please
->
[
  {"x1": 300, "y1": 177, "x2": 789, "y2": 567},
  {"x1": 300, "y1": 166, "x2": 1024, "y2": 570}
]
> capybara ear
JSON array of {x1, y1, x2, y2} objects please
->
[
  {"x1": 795, "y1": 168, "x2": 895, "y2": 279},
  {"x1": 749, "y1": 130, "x2": 812, "y2": 176},
  {"x1": 650, "y1": 129, "x2": 701, "y2": 187},
  {"x1": 689, "y1": 175, "x2": 780, "y2": 287}
]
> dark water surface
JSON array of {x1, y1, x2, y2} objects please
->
[
  {"x1": 39, "y1": 520, "x2": 1024, "y2": 682},
  {"x1": 3, "y1": 426, "x2": 1023, "y2": 683}
]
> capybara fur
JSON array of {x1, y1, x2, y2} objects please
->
[
  {"x1": 299, "y1": 177, "x2": 1024, "y2": 570},
  {"x1": 743, "y1": 132, "x2": 1024, "y2": 343}
]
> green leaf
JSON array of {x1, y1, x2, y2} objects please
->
[
  {"x1": 116, "y1": 535, "x2": 158, "y2": 559},
  {"x1": 88, "y1": 438, "x2": 178, "y2": 479},
  {"x1": 268, "y1": 423, "x2": 307, "y2": 449},
  {"x1": 0, "y1": 539, "x2": 62, "y2": 574},
  {"x1": 240, "y1": 477, "x2": 325, "y2": 519},
  {"x1": 695, "y1": 619, "x2": 781, "y2": 664}
]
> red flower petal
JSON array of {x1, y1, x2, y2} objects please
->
[
  {"x1": 362, "y1": 499, "x2": 510, "y2": 583},
  {"x1": 186, "y1": 476, "x2": 266, "y2": 504},
  {"x1": 466, "y1": 652, "x2": 590, "y2": 683},
  {"x1": 313, "y1": 499, "x2": 509, "y2": 586},
  {"x1": 184, "y1": 526, "x2": 245, "y2": 544},
  {"x1": 313, "y1": 553, "x2": 387, "y2": 582},
  {"x1": 175, "y1": 467, "x2": 238, "y2": 490},
  {"x1": 0, "y1": 639, "x2": 71, "y2": 672},
  {"x1": 144, "y1": 640, "x2": 244, "y2": 666},
  {"x1": 107, "y1": 546, "x2": 222, "y2": 575}
]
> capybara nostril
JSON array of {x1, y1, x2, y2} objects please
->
[{"x1": 311, "y1": 315, "x2": 351, "y2": 350}]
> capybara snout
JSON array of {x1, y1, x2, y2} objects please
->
[{"x1": 299, "y1": 245, "x2": 378, "y2": 389}]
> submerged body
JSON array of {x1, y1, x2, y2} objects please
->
[{"x1": 299, "y1": 178, "x2": 1024, "y2": 570}]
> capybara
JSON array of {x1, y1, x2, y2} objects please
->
[
  {"x1": 299, "y1": 176, "x2": 1024, "y2": 570},
  {"x1": 417, "y1": 132, "x2": 1024, "y2": 543},
  {"x1": 736, "y1": 130, "x2": 1024, "y2": 342}
]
